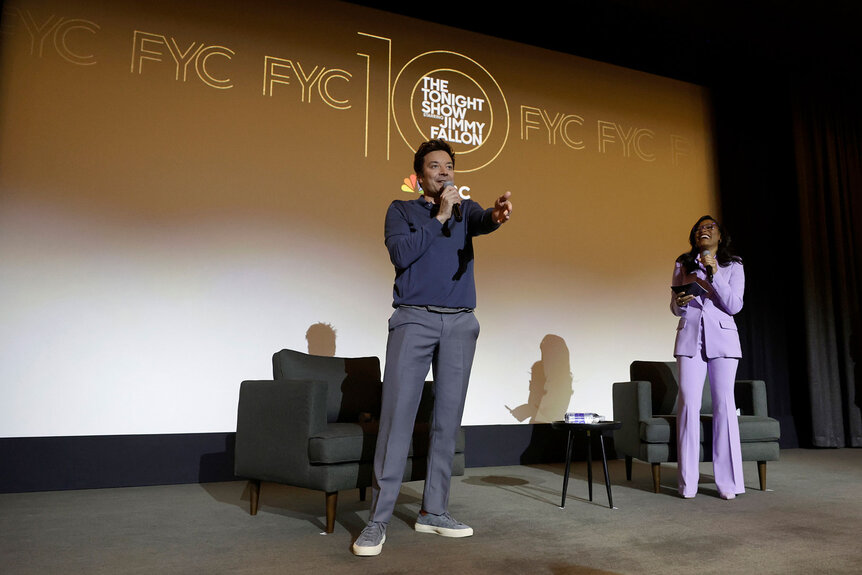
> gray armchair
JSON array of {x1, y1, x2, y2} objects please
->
[
  {"x1": 612, "y1": 360, "x2": 780, "y2": 494},
  {"x1": 234, "y1": 349, "x2": 465, "y2": 532}
]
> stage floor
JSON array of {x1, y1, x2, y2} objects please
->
[{"x1": 2, "y1": 448, "x2": 860, "y2": 574}]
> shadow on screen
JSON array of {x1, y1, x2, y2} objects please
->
[{"x1": 507, "y1": 334, "x2": 573, "y2": 424}]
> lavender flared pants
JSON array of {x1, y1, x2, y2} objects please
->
[{"x1": 676, "y1": 330, "x2": 745, "y2": 498}]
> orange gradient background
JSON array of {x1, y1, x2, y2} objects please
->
[{"x1": 0, "y1": 0, "x2": 717, "y2": 436}]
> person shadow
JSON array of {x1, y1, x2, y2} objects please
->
[
  {"x1": 305, "y1": 321, "x2": 337, "y2": 356},
  {"x1": 505, "y1": 335, "x2": 575, "y2": 464},
  {"x1": 507, "y1": 334, "x2": 574, "y2": 424}
]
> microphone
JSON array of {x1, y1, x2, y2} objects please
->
[
  {"x1": 701, "y1": 249, "x2": 714, "y2": 282},
  {"x1": 444, "y1": 181, "x2": 462, "y2": 222}
]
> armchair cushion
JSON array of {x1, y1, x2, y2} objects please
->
[
  {"x1": 308, "y1": 423, "x2": 376, "y2": 464},
  {"x1": 307, "y1": 422, "x2": 467, "y2": 465},
  {"x1": 630, "y1": 361, "x2": 680, "y2": 414},
  {"x1": 732, "y1": 416, "x2": 781, "y2": 443},
  {"x1": 272, "y1": 349, "x2": 382, "y2": 423},
  {"x1": 640, "y1": 417, "x2": 673, "y2": 443},
  {"x1": 734, "y1": 380, "x2": 769, "y2": 416}
]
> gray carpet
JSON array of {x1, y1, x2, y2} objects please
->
[{"x1": 2, "y1": 448, "x2": 860, "y2": 574}]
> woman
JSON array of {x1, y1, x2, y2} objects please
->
[{"x1": 671, "y1": 215, "x2": 745, "y2": 500}]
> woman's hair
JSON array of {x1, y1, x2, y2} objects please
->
[{"x1": 676, "y1": 215, "x2": 742, "y2": 274}]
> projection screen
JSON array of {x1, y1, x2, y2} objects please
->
[{"x1": 0, "y1": 0, "x2": 718, "y2": 437}]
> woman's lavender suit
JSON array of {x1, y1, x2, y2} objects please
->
[{"x1": 671, "y1": 257, "x2": 746, "y2": 498}]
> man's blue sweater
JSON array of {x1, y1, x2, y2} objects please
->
[{"x1": 385, "y1": 197, "x2": 500, "y2": 309}]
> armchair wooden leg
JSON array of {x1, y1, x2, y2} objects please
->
[
  {"x1": 249, "y1": 479, "x2": 260, "y2": 516},
  {"x1": 651, "y1": 463, "x2": 661, "y2": 493},
  {"x1": 359, "y1": 486, "x2": 367, "y2": 501},
  {"x1": 325, "y1": 491, "x2": 338, "y2": 534},
  {"x1": 625, "y1": 456, "x2": 633, "y2": 480},
  {"x1": 757, "y1": 461, "x2": 767, "y2": 491}
]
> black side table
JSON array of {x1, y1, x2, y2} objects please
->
[{"x1": 551, "y1": 420, "x2": 622, "y2": 509}]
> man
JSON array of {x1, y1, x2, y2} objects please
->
[{"x1": 352, "y1": 139, "x2": 513, "y2": 556}]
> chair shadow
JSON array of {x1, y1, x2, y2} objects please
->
[
  {"x1": 621, "y1": 461, "x2": 746, "y2": 498},
  {"x1": 199, "y1": 480, "x2": 401, "y2": 534}
]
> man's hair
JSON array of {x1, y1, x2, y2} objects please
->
[{"x1": 413, "y1": 139, "x2": 455, "y2": 174}]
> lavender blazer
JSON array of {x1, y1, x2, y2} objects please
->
[{"x1": 671, "y1": 258, "x2": 745, "y2": 359}]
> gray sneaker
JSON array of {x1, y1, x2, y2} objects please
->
[
  {"x1": 414, "y1": 512, "x2": 473, "y2": 537},
  {"x1": 352, "y1": 521, "x2": 386, "y2": 556}
]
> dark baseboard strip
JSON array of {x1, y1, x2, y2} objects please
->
[
  {"x1": 0, "y1": 433, "x2": 236, "y2": 493},
  {"x1": 0, "y1": 425, "x2": 615, "y2": 493}
]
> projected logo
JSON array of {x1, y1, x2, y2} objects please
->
[
  {"x1": 399, "y1": 173, "x2": 473, "y2": 202},
  {"x1": 401, "y1": 174, "x2": 419, "y2": 194},
  {"x1": 392, "y1": 51, "x2": 509, "y2": 173}
]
